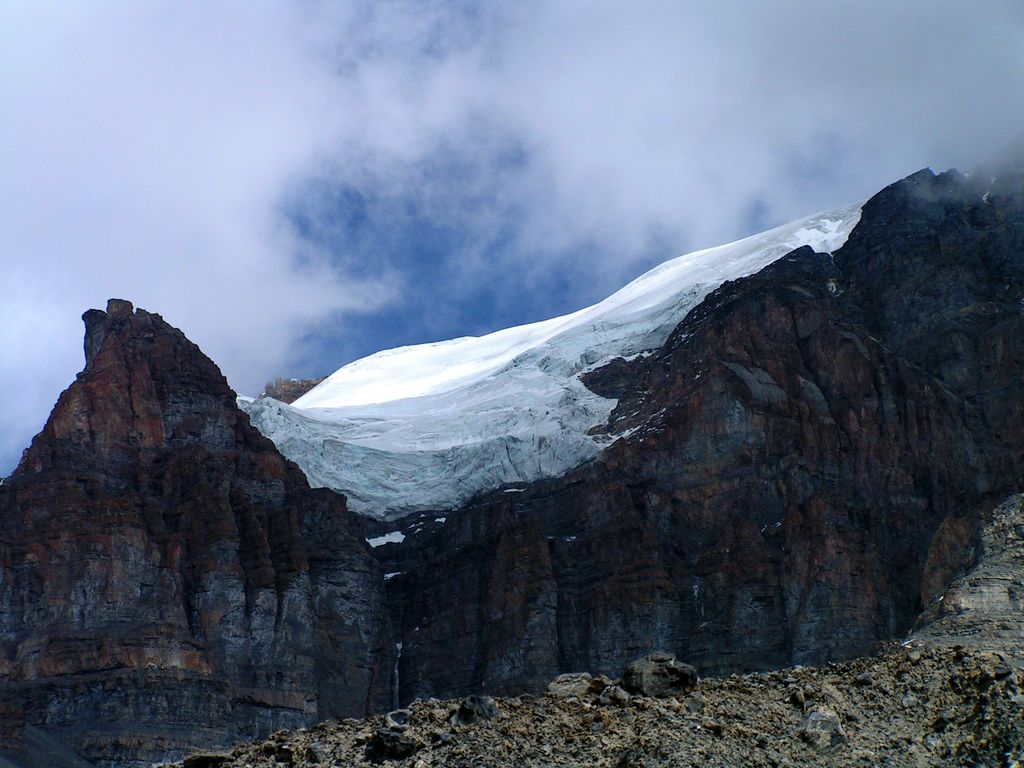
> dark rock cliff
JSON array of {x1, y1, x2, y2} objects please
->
[
  {"x1": 3, "y1": 166, "x2": 1023, "y2": 766},
  {"x1": 374, "y1": 167, "x2": 1024, "y2": 702},
  {"x1": 0, "y1": 301, "x2": 392, "y2": 767}
]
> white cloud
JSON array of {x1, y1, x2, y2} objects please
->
[
  {"x1": 0, "y1": 2, "x2": 395, "y2": 471},
  {"x1": 281, "y1": 0, "x2": 1024, "y2": 304},
  {"x1": 3, "y1": 1, "x2": 1024, "y2": 473}
]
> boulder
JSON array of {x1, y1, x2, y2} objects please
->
[
  {"x1": 547, "y1": 673, "x2": 594, "y2": 698},
  {"x1": 622, "y1": 652, "x2": 699, "y2": 698},
  {"x1": 304, "y1": 741, "x2": 327, "y2": 764},
  {"x1": 385, "y1": 709, "x2": 411, "y2": 730},
  {"x1": 365, "y1": 729, "x2": 422, "y2": 763},
  {"x1": 599, "y1": 685, "x2": 632, "y2": 707},
  {"x1": 798, "y1": 707, "x2": 846, "y2": 753},
  {"x1": 453, "y1": 696, "x2": 500, "y2": 726}
]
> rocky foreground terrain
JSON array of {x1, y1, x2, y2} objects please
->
[
  {"x1": 169, "y1": 498, "x2": 1024, "y2": 768},
  {"x1": 3, "y1": 166, "x2": 1024, "y2": 767},
  {"x1": 167, "y1": 646, "x2": 1023, "y2": 768}
]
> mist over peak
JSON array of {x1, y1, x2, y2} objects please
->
[{"x1": 3, "y1": 2, "x2": 1024, "y2": 475}]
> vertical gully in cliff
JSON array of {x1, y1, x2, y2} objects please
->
[{"x1": 393, "y1": 641, "x2": 403, "y2": 710}]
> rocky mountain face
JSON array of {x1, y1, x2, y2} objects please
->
[
  {"x1": 2, "y1": 166, "x2": 1023, "y2": 767},
  {"x1": 372, "y1": 167, "x2": 1024, "y2": 701},
  {"x1": 0, "y1": 301, "x2": 392, "y2": 767},
  {"x1": 911, "y1": 493, "x2": 1024, "y2": 662},
  {"x1": 161, "y1": 493, "x2": 1024, "y2": 768},
  {"x1": 259, "y1": 378, "x2": 326, "y2": 405}
]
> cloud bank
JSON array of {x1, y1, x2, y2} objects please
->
[{"x1": 2, "y1": 1, "x2": 1023, "y2": 473}]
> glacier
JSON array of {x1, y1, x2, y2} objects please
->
[{"x1": 243, "y1": 203, "x2": 863, "y2": 520}]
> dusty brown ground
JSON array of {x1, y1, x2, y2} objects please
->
[{"x1": 169, "y1": 646, "x2": 1023, "y2": 768}]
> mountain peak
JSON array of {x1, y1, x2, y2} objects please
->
[
  {"x1": 1, "y1": 302, "x2": 393, "y2": 764},
  {"x1": 17, "y1": 298, "x2": 236, "y2": 477},
  {"x1": 82, "y1": 298, "x2": 134, "y2": 368}
]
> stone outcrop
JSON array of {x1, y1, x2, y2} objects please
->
[
  {"x1": 375, "y1": 167, "x2": 1024, "y2": 701},
  {"x1": 911, "y1": 494, "x2": 1024, "y2": 664},
  {"x1": 0, "y1": 301, "x2": 392, "y2": 767},
  {"x1": 4, "y1": 165, "x2": 1024, "y2": 766},
  {"x1": 259, "y1": 377, "x2": 326, "y2": 405}
]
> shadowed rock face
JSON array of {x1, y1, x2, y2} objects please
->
[
  {"x1": 3, "y1": 167, "x2": 1024, "y2": 766},
  {"x1": 0, "y1": 301, "x2": 392, "y2": 767},
  {"x1": 375, "y1": 168, "x2": 1024, "y2": 701},
  {"x1": 912, "y1": 494, "x2": 1024, "y2": 663}
]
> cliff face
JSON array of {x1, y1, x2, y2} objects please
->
[
  {"x1": 0, "y1": 301, "x2": 392, "y2": 766},
  {"x1": 374, "y1": 168, "x2": 1024, "y2": 701},
  {"x1": 259, "y1": 377, "x2": 327, "y2": 405},
  {"x1": 2, "y1": 167, "x2": 1023, "y2": 766},
  {"x1": 911, "y1": 494, "x2": 1024, "y2": 662}
]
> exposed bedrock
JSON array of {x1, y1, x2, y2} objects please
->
[
  {"x1": 2, "y1": 167, "x2": 1023, "y2": 766},
  {"x1": 0, "y1": 302, "x2": 392, "y2": 767},
  {"x1": 911, "y1": 493, "x2": 1024, "y2": 662},
  {"x1": 374, "y1": 167, "x2": 1024, "y2": 701}
]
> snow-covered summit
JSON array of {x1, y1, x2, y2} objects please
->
[{"x1": 244, "y1": 203, "x2": 863, "y2": 519}]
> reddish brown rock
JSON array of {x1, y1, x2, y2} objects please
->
[
  {"x1": 0, "y1": 301, "x2": 392, "y2": 767},
  {"x1": 4, "y1": 167, "x2": 1024, "y2": 766},
  {"x1": 377, "y1": 168, "x2": 1024, "y2": 702},
  {"x1": 259, "y1": 376, "x2": 327, "y2": 404}
]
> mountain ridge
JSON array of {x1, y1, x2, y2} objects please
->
[
  {"x1": 367, "y1": 165, "x2": 1024, "y2": 702},
  {"x1": 0, "y1": 300, "x2": 393, "y2": 766},
  {"x1": 2, "y1": 165, "x2": 1023, "y2": 766},
  {"x1": 244, "y1": 203, "x2": 863, "y2": 519}
]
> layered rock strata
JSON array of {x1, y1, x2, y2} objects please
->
[
  {"x1": 374, "y1": 167, "x2": 1024, "y2": 700},
  {"x1": 912, "y1": 494, "x2": 1024, "y2": 663},
  {"x1": 0, "y1": 301, "x2": 391, "y2": 766},
  {"x1": 259, "y1": 377, "x2": 327, "y2": 405},
  {"x1": 3, "y1": 166, "x2": 1024, "y2": 766}
]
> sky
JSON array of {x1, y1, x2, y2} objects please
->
[{"x1": 2, "y1": 1, "x2": 1024, "y2": 475}]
